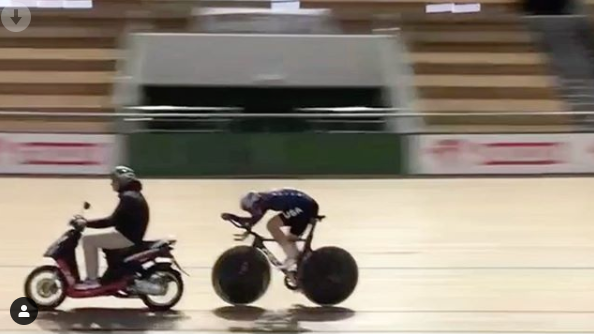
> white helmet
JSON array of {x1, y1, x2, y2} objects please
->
[
  {"x1": 110, "y1": 165, "x2": 137, "y2": 189},
  {"x1": 240, "y1": 191, "x2": 260, "y2": 211}
]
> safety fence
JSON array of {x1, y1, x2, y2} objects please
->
[{"x1": 0, "y1": 109, "x2": 591, "y2": 177}]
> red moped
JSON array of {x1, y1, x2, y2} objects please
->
[{"x1": 24, "y1": 202, "x2": 187, "y2": 311}]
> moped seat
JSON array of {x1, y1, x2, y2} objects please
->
[
  {"x1": 103, "y1": 238, "x2": 176, "y2": 263},
  {"x1": 142, "y1": 238, "x2": 177, "y2": 249}
]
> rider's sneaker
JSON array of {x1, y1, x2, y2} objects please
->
[{"x1": 75, "y1": 278, "x2": 100, "y2": 290}]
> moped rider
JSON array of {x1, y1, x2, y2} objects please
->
[{"x1": 76, "y1": 166, "x2": 150, "y2": 290}]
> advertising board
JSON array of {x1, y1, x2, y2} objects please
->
[
  {"x1": 410, "y1": 133, "x2": 594, "y2": 174},
  {"x1": 0, "y1": 133, "x2": 118, "y2": 175}
]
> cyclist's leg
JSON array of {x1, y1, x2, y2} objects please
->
[{"x1": 266, "y1": 214, "x2": 299, "y2": 268}]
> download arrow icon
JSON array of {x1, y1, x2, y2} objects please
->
[
  {"x1": 11, "y1": 9, "x2": 21, "y2": 24},
  {"x1": 1, "y1": 3, "x2": 31, "y2": 32}
]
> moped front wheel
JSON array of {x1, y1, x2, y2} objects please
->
[{"x1": 24, "y1": 265, "x2": 67, "y2": 311}]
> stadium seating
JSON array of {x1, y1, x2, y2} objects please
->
[
  {"x1": 0, "y1": 0, "x2": 573, "y2": 132},
  {"x1": 0, "y1": 3, "x2": 190, "y2": 132},
  {"x1": 402, "y1": 13, "x2": 570, "y2": 130},
  {"x1": 301, "y1": 0, "x2": 518, "y2": 14},
  {"x1": 296, "y1": 0, "x2": 571, "y2": 131},
  {"x1": 196, "y1": 0, "x2": 571, "y2": 131}
]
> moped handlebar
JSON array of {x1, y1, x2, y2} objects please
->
[
  {"x1": 69, "y1": 216, "x2": 87, "y2": 231},
  {"x1": 68, "y1": 201, "x2": 92, "y2": 231}
]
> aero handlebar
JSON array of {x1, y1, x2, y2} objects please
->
[
  {"x1": 223, "y1": 215, "x2": 326, "y2": 242},
  {"x1": 223, "y1": 215, "x2": 326, "y2": 229},
  {"x1": 225, "y1": 218, "x2": 248, "y2": 230},
  {"x1": 222, "y1": 218, "x2": 262, "y2": 241}
]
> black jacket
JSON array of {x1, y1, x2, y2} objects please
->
[{"x1": 86, "y1": 180, "x2": 149, "y2": 244}]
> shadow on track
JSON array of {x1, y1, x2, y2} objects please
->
[
  {"x1": 213, "y1": 304, "x2": 355, "y2": 332},
  {"x1": 34, "y1": 307, "x2": 189, "y2": 332}
]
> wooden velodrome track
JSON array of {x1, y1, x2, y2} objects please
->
[{"x1": 0, "y1": 177, "x2": 593, "y2": 333}]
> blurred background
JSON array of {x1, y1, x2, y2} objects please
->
[
  {"x1": 0, "y1": 0, "x2": 590, "y2": 177},
  {"x1": 2, "y1": 1, "x2": 594, "y2": 332}
]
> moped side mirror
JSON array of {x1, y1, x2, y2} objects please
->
[{"x1": 83, "y1": 202, "x2": 91, "y2": 210}]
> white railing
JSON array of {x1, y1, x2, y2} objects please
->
[
  {"x1": 0, "y1": 108, "x2": 588, "y2": 118},
  {"x1": 0, "y1": 107, "x2": 582, "y2": 135}
]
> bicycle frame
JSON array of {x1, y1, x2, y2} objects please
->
[{"x1": 227, "y1": 215, "x2": 324, "y2": 274}]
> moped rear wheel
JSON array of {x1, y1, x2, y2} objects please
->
[
  {"x1": 140, "y1": 265, "x2": 184, "y2": 312},
  {"x1": 24, "y1": 265, "x2": 67, "y2": 311}
]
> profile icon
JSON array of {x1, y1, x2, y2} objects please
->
[
  {"x1": 10, "y1": 297, "x2": 37, "y2": 325},
  {"x1": 18, "y1": 305, "x2": 30, "y2": 318}
]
